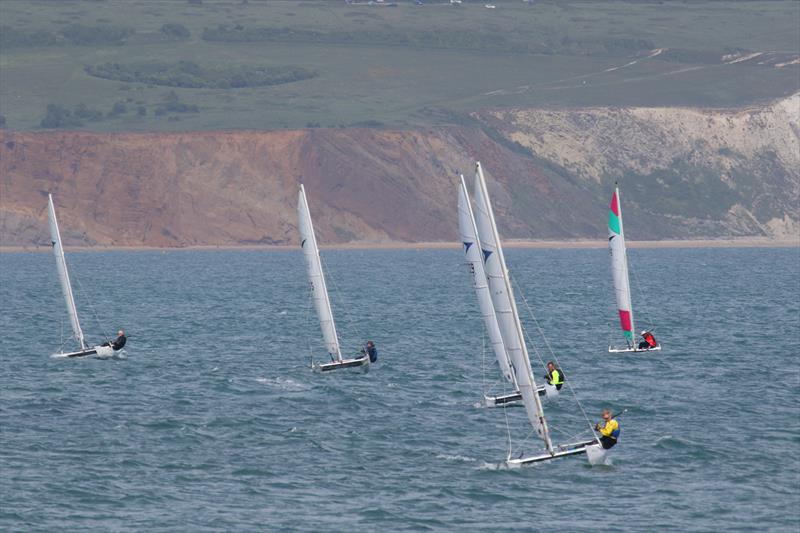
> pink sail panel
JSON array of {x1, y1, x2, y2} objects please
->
[
  {"x1": 618, "y1": 309, "x2": 633, "y2": 341},
  {"x1": 610, "y1": 191, "x2": 620, "y2": 216},
  {"x1": 618, "y1": 309, "x2": 632, "y2": 333}
]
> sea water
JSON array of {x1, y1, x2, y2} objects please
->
[{"x1": 1, "y1": 247, "x2": 798, "y2": 531}]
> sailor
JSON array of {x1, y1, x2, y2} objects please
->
[
  {"x1": 102, "y1": 330, "x2": 127, "y2": 351},
  {"x1": 544, "y1": 361, "x2": 564, "y2": 390},
  {"x1": 595, "y1": 409, "x2": 620, "y2": 450},
  {"x1": 365, "y1": 340, "x2": 377, "y2": 363},
  {"x1": 638, "y1": 330, "x2": 657, "y2": 350}
]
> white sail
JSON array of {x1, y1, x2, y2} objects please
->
[
  {"x1": 471, "y1": 163, "x2": 553, "y2": 453},
  {"x1": 457, "y1": 176, "x2": 515, "y2": 385},
  {"x1": 608, "y1": 185, "x2": 636, "y2": 347},
  {"x1": 298, "y1": 185, "x2": 342, "y2": 362},
  {"x1": 47, "y1": 194, "x2": 86, "y2": 350}
]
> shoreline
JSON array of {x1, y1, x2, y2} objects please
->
[{"x1": 2, "y1": 237, "x2": 797, "y2": 253}]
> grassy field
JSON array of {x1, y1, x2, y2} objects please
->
[{"x1": 1, "y1": 0, "x2": 797, "y2": 131}]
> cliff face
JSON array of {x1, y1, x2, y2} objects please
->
[
  {"x1": 479, "y1": 94, "x2": 800, "y2": 239},
  {"x1": 1, "y1": 95, "x2": 797, "y2": 246}
]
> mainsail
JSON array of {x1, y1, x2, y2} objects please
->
[
  {"x1": 457, "y1": 175, "x2": 514, "y2": 385},
  {"x1": 47, "y1": 194, "x2": 86, "y2": 350},
  {"x1": 471, "y1": 163, "x2": 553, "y2": 453},
  {"x1": 298, "y1": 185, "x2": 342, "y2": 362},
  {"x1": 608, "y1": 185, "x2": 635, "y2": 347}
]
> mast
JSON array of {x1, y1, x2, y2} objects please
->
[
  {"x1": 472, "y1": 163, "x2": 553, "y2": 453},
  {"x1": 47, "y1": 194, "x2": 86, "y2": 350},
  {"x1": 297, "y1": 185, "x2": 342, "y2": 362},
  {"x1": 457, "y1": 175, "x2": 515, "y2": 385},
  {"x1": 608, "y1": 184, "x2": 636, "y2": 347}
]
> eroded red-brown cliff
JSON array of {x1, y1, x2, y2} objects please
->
[
  {"x1": 0, "y1": 127, "x2": 601, "y2": 246},
  {"x1": 3, "y1": 96, "x2": 797, "y2": 247}
]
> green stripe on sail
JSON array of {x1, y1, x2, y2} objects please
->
[
  {"x1": 623, "y1": 329, "x2": 633, "y2": 342},
  {"x1": 609, "y1": 210, "x2": 621, "y2": 235}
]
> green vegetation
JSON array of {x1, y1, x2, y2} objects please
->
[
  {"x1": 160, "y1": 23, "x2": 191, "y2": 40},
  {"x1": 0, "y1": 0, "x2": 796, "y2": 132},
  {"x1": 38, "y1": 93, "x2": 201, "y2": 128},
  {"x1": 85, "y1": 61, "x2": 316, "y2": 89},
  {"x1": 0, "y1": 23, "x2": 134, "y2": 48},
  {"x1": 0, "y1": 27, "x2": 59, "y2": 48},
  {"x1": 154, "y1": 91, "x2": 199, "y2": 115},
  {"x1": 41, "y1": 104, "x2": 87, "y2": 128},
  {"x1": 61, "y1": 24, "x2": 134, "y2": 46}
]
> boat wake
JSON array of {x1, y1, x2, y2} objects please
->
[
  {"x1": 255, "y1": 376, "x2": 311, "y2": 391},
  {"x1": 436, "y1": 453, "x2": 477, "y2": 463}
]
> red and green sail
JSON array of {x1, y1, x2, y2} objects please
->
[{"x1": 608, "y1": 187, "x2": 635, "y2": 345}]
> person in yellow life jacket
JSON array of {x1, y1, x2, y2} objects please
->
[
  {"x1": 544, "y1": 361, "x2": 564, "y2": 391},
  {"x1": 638, "y1": 330, "x2": 657, "y2": 350},
  {"x1": 595, "y1": 409, "x2": 620, "y2": 449}
]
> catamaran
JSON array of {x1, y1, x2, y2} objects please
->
[
  {"x1": 457, "y1": 175, "x2": 547, "y2": 407},
  {"x1": 298, "y1": 184, "x2": 369, "y2": 372},
  {"x1": 48, "y1": 194, "x2": 115, "y2": 359},
  {"x1": 470, "y1": 162, "x2": 603, "y2": 465},
  {"x1": 607, "y1": 184, "x2": 661, "y2": 353}
]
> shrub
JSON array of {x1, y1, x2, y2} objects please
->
[
  {"x1": 62, "y1": 24, "x2": 133, "y2": 46},
  {"x1": 0, "y1": 26, "x2": 58, "y2": 48},
  {"x1": 161, "y1": 23, "x2": 191, "y2": 40},
  {"x1": 73, "y1": 103, "x2": 104, "y2": 121},
  {"x1": 85, "y1": 60, "x2": 317, "y2": 89},
  {"x1": 40, "y1": 104, "x2": 84, "y2": 128},
  {"x1": 109, "y1": 101, "x2": 127, "y2": 116}
]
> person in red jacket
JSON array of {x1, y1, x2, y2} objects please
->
[{"x1": 638, "y1": 330, "x2": 657, "y2": 350}]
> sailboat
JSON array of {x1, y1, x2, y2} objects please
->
[
  {"x1": 470, "y1": 163, "x2": 601, "y2": 465},
  {"x1": 298, "y1": 184, "x2": 369, "y2": 372},
  {"x1": 457, "y1": 175, "x2": 547, "y2": 407},
  {"x1": 48, "y1": 194, "x2": 114, "y2": 359},
  {"x1": 607, "y1": 184, "x2": 661, "y2": 353}
]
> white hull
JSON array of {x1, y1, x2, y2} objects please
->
[
  {"x1": 585, "y1": 443, "x2": 612, "y2": 465},
  {"x1": 506, "y1": 439, "x2": 599, "y2": 466},
  {"x1": 314, "y1": 355, "x2": 370, "y2": 373},
  {"x1": 543, "y1": 383, "x2": 559, "y2": 398},
  {"x1": 608, "y1": 344, "x2": 662, "y2": 353},
  {"x1": 52, "y1": 345, "x2": 115, "y2": 359},
  {"x1": 484, "y1": 384, "x2": 551, "y2": 407}
]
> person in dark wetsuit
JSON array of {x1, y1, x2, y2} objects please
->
[
  {"x1": 102, "y1": 330, "x2": 127, "y2": 351},
  {"x1": 638, "y1": 330, "x2": 657, "y2": 350},
  {"x1": 365, "y1": 341, "x2": 377, "y2": 362},
  {"x1": 544, "y1": 361, "x2": 564, "y2": 390}
]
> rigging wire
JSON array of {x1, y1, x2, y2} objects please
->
[
  {"x1": 303, "y1": 286, "x2": 313, "y2": 368},
  {"x1": 319, "y1": 253, "x2": 363, "y2": 353},
  {"x1": 481, "y1": 330, "x2": 487, "y2": 398},
  {"x1": 628, "y1": 254, "x2": 655, "y2": 331},
  {"x1": 511, "y1": 275, "x2": 597, "y2": 437},
  {"x1": 72, "y1": 270, "x2": 112, "y2": 345}
]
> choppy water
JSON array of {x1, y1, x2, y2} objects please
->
[{"x1": 1, "y1": 247, "x2": 798, "y2": 531}]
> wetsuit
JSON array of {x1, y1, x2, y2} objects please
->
[
  {"x1": 366, "y1": 345, "x2": 377, "y2": 363},
  {"x1": 103, "y1": 335, "x2": 127, "y2": 350},
  {"x1": 598, "y1": 419, "x2": 620, "y2": 450}
]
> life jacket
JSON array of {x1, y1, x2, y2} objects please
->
[
  {"x1": 551, "y1": 369, "x2": 564, "y2": 385},
  {"x1": 367, "y1": 346, "x2": 377, "y2": 363},
  {"x1": 644, "y1": 333, "x2": 657, "y2": 347},
  {"x1": 603, "y1": 419, "x2": 621, "y2": 440}
]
